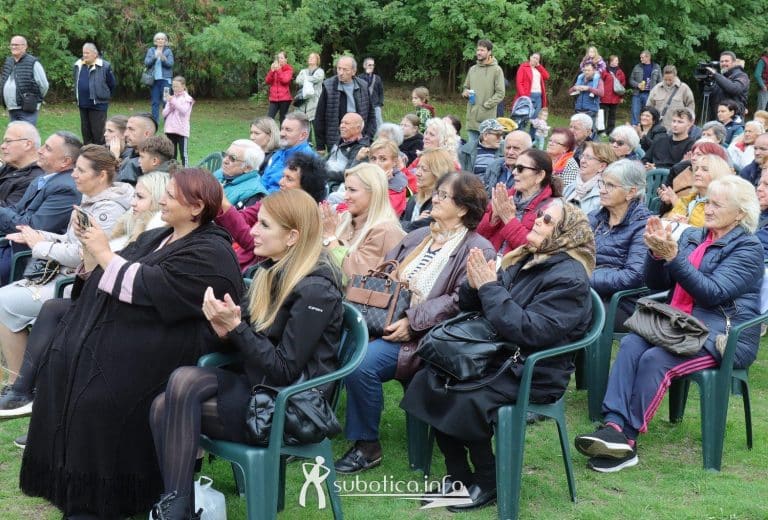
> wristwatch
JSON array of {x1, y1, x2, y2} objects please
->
[{"x1": 322, "y1": 235, "x2": 337, "y2": 247}]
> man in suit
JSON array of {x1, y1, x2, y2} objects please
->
[{"x1": 0, "y1": 131, "x2": 82, "y2": 283}]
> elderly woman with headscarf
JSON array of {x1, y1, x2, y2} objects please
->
[
  {"x1": 401, "y1": 199, "x2": 595, "y2": 510},
  {"x1": 576, "y1": 175, "x2": 762, "y2": 473}
]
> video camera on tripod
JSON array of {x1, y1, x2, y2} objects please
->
[{"x1": 693, "y1": 61, "x2": 720, "y2": 85}]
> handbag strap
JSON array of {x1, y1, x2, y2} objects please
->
[
  {"x1": 660, "y1": 85, "x2": 680, "y2": 119},
  {"x1": 441, "y1": 348, "x2": 522, "y2": 392}
]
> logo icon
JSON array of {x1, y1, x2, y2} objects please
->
[{"x1": 299, "y1": 456, "x2": 331, "y2": 509}]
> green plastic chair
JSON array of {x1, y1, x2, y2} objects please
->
[
  {"x1": 409, "y1": 290, "x2": 605, "y2": 520},
  {"x1": 8, "y1": 249, "x2": 32, "y2": 282},
  {"x1": 197, "y1": 151, "x2": 223, "y2": 174},
  {"x1": 667, "y1": 310, "x2": 767, "y2": 471},
  {"x1": 197, "y1": 302, "x2": 368, "y2": 519},
  {"x1": 645, "y1": 168, "x2": 669, "y2": 214}
]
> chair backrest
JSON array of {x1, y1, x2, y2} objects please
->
[
  {"x1": 197, "y1": 152, "x2": 223, "y2": 174},
  {"x1": 645, "y1": 168, "x2": 669, "y2": 213},
  {"x1": 586, "y1": 289, "x2": 607, "y2": 346},
  {"x1": 330, "y1": 302, "x2": 369, "y2": 408}
]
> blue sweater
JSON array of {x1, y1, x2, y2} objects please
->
[
  {"x1": 261, "y1": 141, "x2": 315, "y2": 193},
  {"x1": 214, "y1": 168, "x2": 266, "y2": 208}
]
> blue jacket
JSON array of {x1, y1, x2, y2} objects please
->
[
  {"x1": 0, "y1": 170, "x2": 82, "y2": 235},
  {"x1": 757, "y1": 210, "x2": 768, "y2": 258},
  {"x1": 589, "y1": 199, "x2": 650, "y2": 298},
  {"x1": 73, "y1": 58, "x2": 115, "y2": 105},
  {"x1": 261, "y1": 140, "x2": 315, "y2": 193},
  {"x1": 645, "y1": 226, "x2": 763, "y2": 368},
  {"x1": 573, "y1": 72, "x2": 601, "y2": 113},
  {"x1": 214, "y1": 168, "x2": 266, "y2": 208},
  {"x1": 739, "y1": 160, "x2": 761, "y2": 187},
  {"x1": 143, "y1": 47, "x2": 174, "y2": 80}
]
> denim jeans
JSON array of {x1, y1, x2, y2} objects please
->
[
  {"x1": 343, "y1": 338, "x2": 400, "y2": 440},
  {"x1": 528, "y1": 92, "x2": 542, "y2": 138},
  {"x1": 8, "y1": 108, "x2": 39, "y2": 126},
  {"x1": 630, "y1": 91, "x2": 649, "y2": 126},
  {"x1": 150, "y1": 79, "x2": 170, "y2": 123}
]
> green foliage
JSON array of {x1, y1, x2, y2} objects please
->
[{"x1": 1, "y1": 0, "x2": 768, "y2": 100}]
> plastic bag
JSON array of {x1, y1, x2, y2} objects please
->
[{"x1": 195, "y1": 476, "x2": 227, "y2": 520}]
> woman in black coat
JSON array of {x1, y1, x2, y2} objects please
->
[
  {"x1": 401, "y1": 200, "x2": 595, "y2": 511},
  {"x1": 149, "y1": 189, "x2": 343, "y2": 519},
  {"x1": 19, "y1": 169, "x2": 244, "y2": 519}
]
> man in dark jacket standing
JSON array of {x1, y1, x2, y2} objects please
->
[
  {"x1": 0, "y1": 121, "x2": 44, "y2": 207},
  {"x1": 361, "y1": 57, "x2": 384, "y2": 128},
  {"x1": 706, "y1": 51, "x2": 750, "y2": 118},
  {"x1": 314, "y1": 55, "x2": 377, "y2": 153},
  {"x1": 629, "y1": 50, "x2": 662, "y2": 126},
  {"x1": 1, "y1": 36, "x2": 49, "y2": 126},
  {"x1": 73, "y1": 42, "x2": 116, "y2": 146}
]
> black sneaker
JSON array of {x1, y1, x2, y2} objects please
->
[
  {"x1": 14, "y1": 433, "x2": 26, "y2": 449},
  {"x1": 0, "y1": 388, "x2": 33, "y2": 418},
  {"x1": 575, "y1": 425, "x2": 633, "y2": 459},
  {"x1": 588, "y1": 447, "x2": 639, "y2": 473}
]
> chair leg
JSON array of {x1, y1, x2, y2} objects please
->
[
  {"x1": 231, "y1": 462, "x2": 246, "y2": 497},
  {"x1": 239, "y1": 456, "x2": 279, "y2": 520},
  {"x1": 696, "y1": 376, "x2": 727, "y2": 471},
  {"x1": 588, "y1": 335, "x2": 612, "y2": 421},
  {"x1": 740, "y1": 380, "x2": 752, "y2": 450},
  {"x1": 405, "y1": 412, "x2": 431, "y2": 474},
  {"x1": 277, "y1": 456, "x2": 287, "y2": 512},
  {"x1": 496, "y1": 406, "x2": 526, "y2": 520},
  {"x1": 320, "y1": 442, "x2": 345, "y2": 519},
  {"x1": 668, "y1": 379, "x2": 690, "y2": 423},
  {"x1": 551, "y1": 404, "x2": 577, "y2": 502}
]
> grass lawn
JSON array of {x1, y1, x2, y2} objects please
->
[{"x1": 1, "y1": 95, "x2": 765, "y2": 519}]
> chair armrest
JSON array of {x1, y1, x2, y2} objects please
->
[
  {"x1": 54, "y1": 275, "x2": 76, "y2": 298},
  {"x1": 9, "y1": 249, "x2": 32, "y2": 282},
  {"x1": 198, "y1": 351, "x2": 243, "y2": 368}
]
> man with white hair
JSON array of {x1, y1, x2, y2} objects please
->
[
  {"x1": 569, "y1": 113, "x2": 594, "y2": 164},
  {"x1": 73, "y1": 42, "x2": 116, "y2": 145},
  {"x1": 214, "y1": 139, "x2": 267, "y2": 209},
  {"x1": 314, "y1": 55, "x2": 377, "y2": 152},
  {"x1": 481, "y1": 130, "x2": 532, "y2": 197},
  {"x1": 0, "y1": 121, "x2": 44, "y2": 207},
  {"x1": 1, "y1": 36, "x2": 49, "y2": 126}
]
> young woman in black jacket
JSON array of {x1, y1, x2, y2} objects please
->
[{"x1": 149, "y1": 189, "x2": 344, "y2": 519}]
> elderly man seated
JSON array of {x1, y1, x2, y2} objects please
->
[
  {"x1": 459, "y1": 118, "x2": 505, "y2": 177},
  {"x1": 325, "y1": 112, "x2": 369, "y2": 191},
  {"x1": 0, "y1": 121, "x2": 44, "y2": 207},
  {"x1": 214, "y1": 139, "x2": 266, "y2": 209}
]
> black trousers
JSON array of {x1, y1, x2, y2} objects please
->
[
  {"x1": 79, "y1": 107, "x2": 108, "y2": 145},
  {"x1": 267, "y1": 101, "x2": 291, "y2": 124}
]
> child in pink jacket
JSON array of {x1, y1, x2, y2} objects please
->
[{"x1": 162, "y1": 75, "x2": 195, "y2": 166}]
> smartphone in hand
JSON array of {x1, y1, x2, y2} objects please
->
[{"x1": 75, "y1": 207, "x2": 91, "y2": 229}]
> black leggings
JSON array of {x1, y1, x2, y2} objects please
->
[
  {"x1": 434, "y1": 429, "x2": 496, "y2": 488},
  {"x1": 149, "y1": 366, "x2": 235, "y2": 500},
  {"x1": 267, "y1": 101, "x2": 291, "y2": 124},
  {"x1": 14, "y1": 298, "x2": 72, "y2": 394}
]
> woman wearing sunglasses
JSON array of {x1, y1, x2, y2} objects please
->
[
  {"x1": 608, "y1": 126, "x2": 641, "y2": 160},
  {"x1": 589, "y1": 159, "x2": 651, "y2": 327},
  {"x1": 477, "y1": 149, "x2": 562, "y2": 254},
  {"x1": 402, "y1": 199, "x2": 595, "y2": 510}
]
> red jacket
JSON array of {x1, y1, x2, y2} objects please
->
[
  {"x1": 600, "y1": 68, "x2": 626, "y2": 105},
  {"x1": 265, "y1": 64, "x2": 294, "y2": 102},
  {"x1": 515, "y1": 62, "x2": 550, "y2": 107},
  {"x1": 215, "y1": 202, "x2": 263, "y2": 271},
  {"x1": 476, "y1": 185, "x2": 554, "y2": 254}
]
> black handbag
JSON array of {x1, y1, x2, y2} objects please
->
[
  {"x1": 141, "y1": 68, "x2": 155, "y2": 87},
  {"x1": 416, "y1": 312, "x2": 521, "y2": 388},
  {"x1": 245, "y1": 383, "x2": 341, "y2": 446},
  {"x1": 624, "y1": 297, "x2": 709, "y2": 356},
  {"x1": 345, "y1": 260, "x2": 411, "y2": 337},
  {"x1": 21, "y1": 92, "x2": 38, "y2": 112},
  {"x1": 292, "y1": 92, "x2": 307, "y2": 107},
  {"x1": 22, "y1": 258, "x2": 61, "y2": 285}
]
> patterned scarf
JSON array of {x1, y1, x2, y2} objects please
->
[{"x1": 501, "y1": 201, "x2": 596, "y2": 275}]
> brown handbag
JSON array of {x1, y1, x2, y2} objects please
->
[{"x1": 345, "y1": 260, "x2": 411, "y2": 338}]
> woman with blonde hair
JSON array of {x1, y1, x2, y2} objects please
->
[
  {"x1": 110, "y1": 170, "x2": 170, "y2": 250},
  {"x1": 665, "y1": 154, "x2": 733, "y2": 226},
  {"x1": 403, "y1": 117, "x2": 460, "y2": 192},
  {"x1": 368, "y1": 138, "x2": 409, "y2": 216},
  {"x1": 321, "y1": 163, "x2": 405, "y2": 283},
  {"x1": 580, "y1": 46, "x2": 606, "y2": 73},
  {"x1": 249, "y1": 116, "x2": 280, "y2": 174},
  {"x1": 149, "y1": 189, "x2": 344, "y2": 518},
  {"x1": 401, "y1": 148, "x2": 456, "y2": 231}
]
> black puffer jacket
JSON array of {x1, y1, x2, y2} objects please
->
[{"x1": 0, "y1": 161, "x2": 44, "y2": 208}]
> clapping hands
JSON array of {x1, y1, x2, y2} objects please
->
[
  {"x1": 466, "y1": 247, "x2": 497, "y2": 289},
  {"x1": 643, "y1": 216, "x2": 678, "y2": 261}
]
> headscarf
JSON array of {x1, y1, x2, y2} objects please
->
[{"x1": 501, "y1": 200, "x2": 596, "y2": 275}]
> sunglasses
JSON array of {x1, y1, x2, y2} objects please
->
[
  {"x1": 222, "y1": 152, "x2": 242, "y2": 163},
  {"x1": 609, "y1": 138, "x2": 626, "y2": 146},
  {"x1": 514, "y1": 164, "x2": 538, "y2": 173},
  {"x1": 536, "y1": 209, "x2": 554, "y2": 224}
]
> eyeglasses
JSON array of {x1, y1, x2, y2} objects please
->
[
  {"x1": 581, "y1": 154, "x2": 599, "y2": 162},
  {"x1": 514, "y1": 164, "x2": 538, "y2": 173},
  {"x1": 608, "y1": 138, "x2": 626, "y2": 146},
  {"x1": 1, "y1": 138, "x2": 30, "y2": 145},
  {"x1": 222, "y1": 152, "x2": 242, "y2": 163},
  {"x1": 547, "y1": 140, "x2": 567, "y2": 147},
  {"x1": 597, "y1": 179, "x2": 622, "y2": 191},
  {"x1": 432, "y1": 189, "x2": 453, "y2": 201},
  {"x1": 536, "y1": 209, "x2": 554, "y2": 225}
]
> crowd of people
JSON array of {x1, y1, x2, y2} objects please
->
[{"x1": 0, "y1": 33, "x2": 766, "y2": 519}]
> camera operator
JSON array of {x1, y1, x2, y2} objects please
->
[{"x1": 706, "y1": 51, "x2": 750, "y2": 118}]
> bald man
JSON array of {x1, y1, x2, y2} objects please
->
[
  {"x1": 314, "y1": 55, "x2": 377, "y2": 152},
  {"x1": 1, "y1": 36, "x2": 49, "y2": 126},
  {"x1": 325, "y1": 112, "x2": 370, "y2": 189}
]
